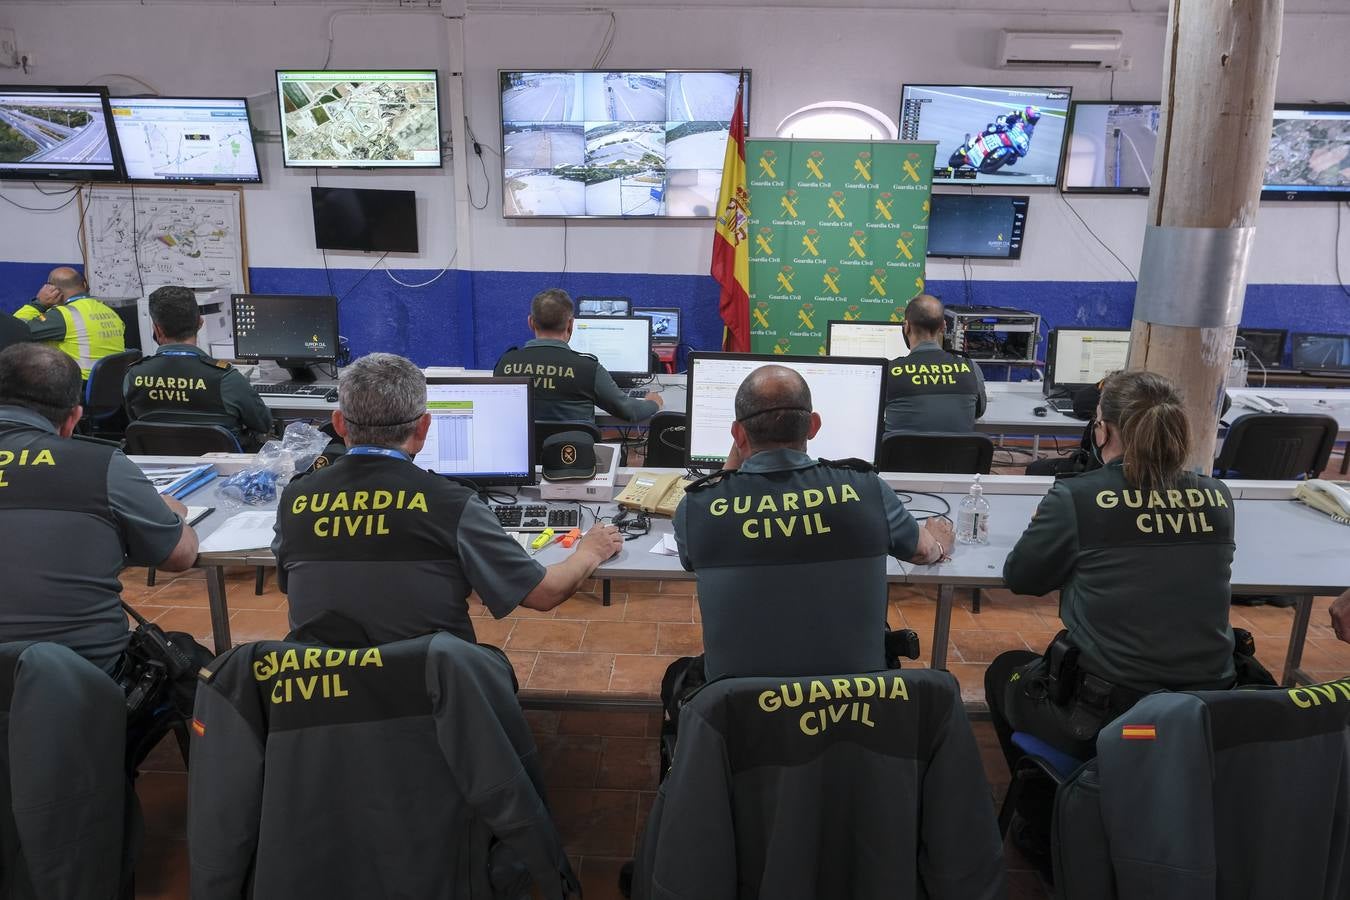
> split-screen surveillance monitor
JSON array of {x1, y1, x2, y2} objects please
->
[
  {"x1": 276, "y1": 69, "x2": 441, "y2": 168},
  {"x1": 499, "y1": 69, "x2": 749, "y2": 218},
  {"x1": 0, "y1": 85, "x2": 123, "y2": 181}
]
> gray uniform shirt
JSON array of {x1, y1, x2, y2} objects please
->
[
  {"x1": 0, "y1": 406, "x2": 183, "y2": 673},
  {"x1": 883, "y1": 340, "x2": 987, "y2": 433}
]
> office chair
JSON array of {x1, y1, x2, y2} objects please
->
[
  {"x1": 1214, "y1": 413, "x2": 1337, "y2": 480},
  {"x1": 644, "y1": 411, "x2": 686, "y2": 468},
  {"x1": 81, "y1": 349, "x2": 141, "y2": 438},
  {"x1": 124, "y1": 421, "x2": 242, "y2": 456}
]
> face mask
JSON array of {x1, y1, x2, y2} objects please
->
[{"x1": 1090, "y1": 418, "x2": 1106, "y2": 464}]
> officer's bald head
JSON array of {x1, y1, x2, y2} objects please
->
[
  {"x1": 903, "y1": 294, "x2": 944, "y2": 342},
  {"x1": 734, "y1": 365, "x2": 813, "y2": 450},
  {"x1": 0, "y1": 343, "x2": 82, "y2": 428},
  {"x1": 47, "y1": 267, "x2": 86, "y2": 297}
]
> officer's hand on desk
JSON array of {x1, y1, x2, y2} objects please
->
[
  {"x1": 578, "y1": 523, "x2": 624, "y2": 562},
  {"x1": 646, "y1": 392, "x2": 664, "y2": 409},
  {"x1": 1330, "y1": 591, "x2": 1350, "y2": 644},
  {"x1": 923, "y1": 516, "x2": 956, "y2": 556}
]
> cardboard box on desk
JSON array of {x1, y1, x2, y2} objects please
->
[{"x1": 539, "y1": 442, "x2": 620, "y2": 502}]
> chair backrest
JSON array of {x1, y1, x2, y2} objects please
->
[
  {"x1": 633, "y1": 669, "x2": 1006, "y2": 900},
  {"x1": 878, "y1": 431, "x2": 994, "y2": 474},
  {"x1": 84, "y1": 349, "x2": 142, "y2": 420},
  {"x1": 1214, "y1": 413, "x2": 1337, "y2": 479},
  {"x1": 124, "y1": 420, "x2": 241, "y2": 455},
  {"x1": 0, "y1": 641, "x2": 130, "y2": 899},
  {"x1": 644, "y1": 411, "x2": 687, "y2": 468},
  {"x1": 532, "y1": 420, "x2": 602, "y2": 458},
  {"x1": 1054, "y1": 684, "x2": 1350, "y2": 899}
]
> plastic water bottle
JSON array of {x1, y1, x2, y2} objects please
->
[{"x1": 956, "y1": 475, "x2": 990, "y2": 545}]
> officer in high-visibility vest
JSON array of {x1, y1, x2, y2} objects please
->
[
  {"x1": 494, "y1": 288, "x2": 663, "y2": 425},
  {"x1": 0, "y1": 343, "x2": 199, "y2": 674},
  {"x1": 883, "y1": 294, "x2": 986, "y2": 433},
  {"x1": 123, "y1": 285, "x2": 273, "y2": 450},
  {"x1": 14, "y1": 267, "x2": 125, "y2": 379}
]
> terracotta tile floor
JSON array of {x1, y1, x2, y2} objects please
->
[{"x1": 124, "y1": 447, "x2": 1349, "y2": 897}]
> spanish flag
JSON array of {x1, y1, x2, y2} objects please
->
[{"x1": 712, "y1": 71, "x2": 750, "y2": 352}]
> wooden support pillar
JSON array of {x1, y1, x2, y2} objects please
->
[{"x1": 1128, "y1": 0, "x2": 1283, "y2": 471}]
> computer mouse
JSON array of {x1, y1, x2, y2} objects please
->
[
  {"x1": 1033, "y1": 406, "x2": 1048, "y2": 417},
  {"x1": 324, "y1": 389, "x2": 339, "y2": 402}
]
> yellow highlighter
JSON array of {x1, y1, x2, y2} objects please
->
[{"x1": 530, "y1": 528, "x2": 556, "y2": 552}]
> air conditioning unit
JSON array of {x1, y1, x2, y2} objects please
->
[{"x1": 997, "y1": 30, "x2": 1127, "y2": 70}]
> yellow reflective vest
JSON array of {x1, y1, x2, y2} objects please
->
[{"x1": 16, "y1": 297, "x2": 126, "y2": 378}]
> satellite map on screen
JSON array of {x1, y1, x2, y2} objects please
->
[
  {"x1": 1265, "y1": 108, "x2": 1350, "y2": 191},
  {"x1": 278, "y1": 71, "x2": 440, "y2": 167}
]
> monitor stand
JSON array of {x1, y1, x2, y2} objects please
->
[{"x1": 276, "y1": 360, "x2": 318, "y2": 383}]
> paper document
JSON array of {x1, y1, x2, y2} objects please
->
[
  {"x1": 648, "y1": 533, "x2": 680, "y2": 556},
  {"x1": 198, "y1": 510, "x2": 277, "y2": 554}
]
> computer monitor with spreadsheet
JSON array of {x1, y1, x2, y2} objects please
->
[
  {"x1": 231, "y1": 294, "x2": 339, "y2": 364},
  {"x1": 568, "y1": 316, "x2": 652, "y2": 378},
  {"x1": 1044, "y1": 328, "x2": 1131, "y2": 394},
  {"x1": 412, "y1": 377, "x2": 536, "y2": 486},
  {"x1": 685, "y1": 352, "x2": 887, "y2": 467},
  {"x1": 826, "y1": 320, "x2": 908, "y2": 360}
]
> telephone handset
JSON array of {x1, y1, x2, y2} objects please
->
[
  {"x1": 1294, "y1": 480, "x2": 1350, "y2": 524},
  {"x1": 616, "y1": 471, "x2": 692, "y2": 518}
]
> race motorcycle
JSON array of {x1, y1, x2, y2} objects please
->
[{"x1": 946, "y1": 106, "x2": 1042, "y2": 174}]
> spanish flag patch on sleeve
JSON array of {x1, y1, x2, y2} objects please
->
[
  {"x1": 1121, "y1": 724, "x2": 1156, "y2": 741},
  {"x1": 191, "y1": 719, "x2": 207, "y2": 737}
]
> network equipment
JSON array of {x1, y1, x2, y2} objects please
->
[
  {"x1": 1044, "y1": 328, "x2": 1131, "y2": 408},
  {"x1": 927, "y1": 194, "x2": 1029, "y2": 259},
  {"x1": 276, "y1": 70, "x2": 441, "y2": 168},
  {"x1": 0, "y1": 85, "x2": 123, "y2": 181},
  {"x1": 899, "y1": 84, "x2": 1071, "y2": 186},
  {"x1": 568, "y1": 316, "x2": 653, "y2": 382},
  {"x1": 577, "y1": 296, "x2": 632, "y2": 317},
  {"x1": 685, "y1": 352, "x2": 887, "y2": 467},
  {"x1": 1061, "y1": 100, "x2": 1160, "y2": 194},
  {"x1": 499, "y1": 69, "x2": 749, "y2": 217},
  {"x1": 825, "y1": 320, "x2": 908, "y2": 360},
  {"x1": 231, "y1": 294, "x2": 339, "y2": 380},
  {"x1": 311, "y1": 187, "x2": 418, "y2": 253},
  {"x1": 633, "y1": 307, "x2": 681, "y2": 344},
  {"x1": 412, "y1": 377, "x2": 536, "y2": 486},
  {"x1": 1236, "y1": 328, "x2": 1287, "y2": 370},
  {"x1": 1291, "y1": 332, "x2": 1350, "y2": 376},
  {"x1": 944, "y1": 305, "x2": 1040, "y2": 362},
  {"x1": 109, "y1": 96, "x2": 261, "y2": 184},
  {"x1": 1263, "y1": 105, "x2": 1350, "y2": 201}
]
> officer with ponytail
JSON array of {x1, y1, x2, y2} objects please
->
[{"x1": 984, "y1": 371, "x2": 1269, "y2": 868}]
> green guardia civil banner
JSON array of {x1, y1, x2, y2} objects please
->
[{"x1": 744, "y1": 138, "x2": 936, "y2": 356}]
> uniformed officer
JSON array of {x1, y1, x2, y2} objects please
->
[
  {"x1": 983, "y1": 371, "x2": 1260, "y2": 868},
  {"x1": 674, "y1": 364, "x2": 955, "y2": 681},
  {"x1": 494, "y1": 288, "x2": 663, "y2": 425},
  {"x1": 13, "y1": 267, "x2": 126, "y2": 380},
  {"x1": 883, "y1": 294, "x2": 986, "y2": 433},
  {"x1": 0, "y1": 343, "x2": 199, "y2": 675},
  {"x1": 123, "y1": 285, "x2": 273, "y2": 450},
  {"x1": 272, "y1": 352, "x2": 624, "y2": 646}
]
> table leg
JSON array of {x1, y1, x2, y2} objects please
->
[
  {"x1": 1281, "y1": 593, "x2": 1315, "y2": 688},
  {"x1": 602, "y1": 578, "x2": 611, "y2": 608},
  {"x1": 1340, "y1": 445, "x2": 1348, "y2": 475},
  {"x1": 205, "y1": 566, "x2": 233, "y2": 656},
  {"x1": 931, "y1": 584, "x2": 954, "y2": 671}
]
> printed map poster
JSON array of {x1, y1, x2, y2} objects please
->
[
  {"x1": 745, "y1": 139, "x2": 935, "y2": 356},
  {"x1": 80, "y1": 185, "x2": 248, "y2": 300}
]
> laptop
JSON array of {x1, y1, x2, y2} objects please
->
[
  {"x1": 1236, "y1": 328, "x2": 1287, "y2": 371},
  {"x1": 1291, "y1": 332, "x2": 1350, "y2": 378},
  {"x1": 633, "y1": 307, "x2": 681, "y2": 345}
]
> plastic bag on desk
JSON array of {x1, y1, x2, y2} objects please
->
[{"x1": 220, "y1": 421, "x2": 330, "y2": 508}]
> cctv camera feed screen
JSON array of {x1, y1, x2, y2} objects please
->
[
  {"x1": 927, "y1": 193, "x2": 1029, "y2": 259},
  {"x1": 1263, "y1": 106, "x2": 1350, "y2": 198},
  {"x1": 277, "y1": 70, "x2": 441, "y2": 168},
  {"x1": 900, "y1": 84, "x2": 1071, "y2": 186},
  {"x1": 500, "y1": 70, "x2": 748, "y2": 217},
  {"x1": 1062, "y1": 102, "x2": 1160, "y2": 192},
  {"x1": 0, "y1": 88, "x2": 120, "y2": 177}
]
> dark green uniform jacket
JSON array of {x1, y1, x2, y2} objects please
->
[
  {"x1": 123, "y1": 343, "x2": 273, "y2": 449},
  {"x1": 884, "y1": 340, "x2": 986, "y2": 433},
  {"x1": 494, "y1": 338, "x2": 657, "y2": 424}
]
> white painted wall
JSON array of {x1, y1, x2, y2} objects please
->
[{"x1": 1, "y1": 0, "x2": 1347, "y2": 285}]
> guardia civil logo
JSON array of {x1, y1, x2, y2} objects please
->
[
  {"x1": 822, "y1": 267, "x2": 841, "y2": 295},
  {"x1": 805, "y1": 149, "x2": 826, "y2": 181},
  {"x1": 848, "y1": 230, "x2": 868, "y2": 259},
  {"x1": 852, "y1": 150, "x2": 872, "y2": 183},
  {"x1": 758, "y1": 148, "x2": 778, "y2": 179},
  {"x1": 874, "y1": 191, "x2": 894, "y2": 221},
  {"x1": 869, "y1": 268, "x2": 888, "y2": 298},
  {"x1": 780, "y1": 188, "x2": 798, "y2": 219},
  {"x1": 801, "y1": 228, "x2": 821, "y2": 257},
  {"x1": 755, "y1": 226, "x2": 775, "y2": 257},
  {"x1": 753, "y1": 301, "x2": 771, "y2": 330},
  {"x1": 895, "y1": 231, "x2": 916, "y2": 261},
  {"x1": 797, "y1": 302, "x2": 815, "y2": 331},
  {"x1": 827, "y1": 191, "x2": 846, "y2": 220}
]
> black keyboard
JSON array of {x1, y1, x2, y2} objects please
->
[
  {"x1": 489, "y1": 503, "x2": 580, "y2": 533},
  {"x1": 256, "y1": 382, "x2": 332, "y2": 396},
  {"x1": 626, "y1": 388, "x2": 651, "y2": 399},
  {"x1": 1048, "y1": 397, "x2": 1076, "y2": 414}
]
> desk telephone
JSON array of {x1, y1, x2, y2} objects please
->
[
  {"x1": 616, "y1": 471, "x2": 692, "y2": 517},
  {"x1": 1294, "y1": 480, "x2": 1350, "y2": 524}
]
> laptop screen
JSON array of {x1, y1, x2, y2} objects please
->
[{"x1": 1292, "y1": 333, "x2": 1350, "y2": 371}]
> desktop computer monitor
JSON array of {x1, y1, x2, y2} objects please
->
[
  {"x1": 1291, "y1": 332, "x2": 1350, "y2": 372},
  {"x1": 1236, "y1": 328, "x2": 1287, "y2": 370},
  {"x1": 633, "y1": 307, "x2": 681, "y2": 344},
  {"x1": 685, "y1": 352, "x2": 887, "y2": 467},
  {"x1": 568, "y1": 315, "x2": 653, "y2": 379},
  {"x1": 231, "y1": 295, "x2": 339, "y2": 372},
  {"x1": 412, "y1": 377, "x2": 536, "y2": 486},
  {"x1": 826, "y1": 320, "x2": 908, "y2": 360},
  {"x1": 1044, "y1": 328, "x2": 1131, "y2": 394},
  {"x1": 576, "y1": 296, "x2": 631, "y2": 317}
]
